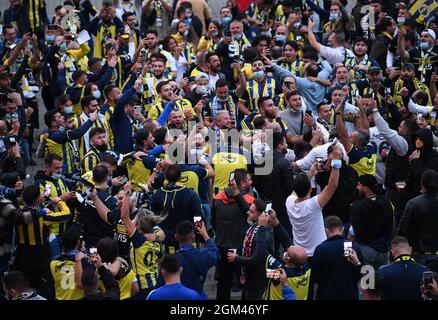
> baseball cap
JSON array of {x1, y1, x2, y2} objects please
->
[
  {"x1": 402, "y1": 62, "x2": 415, "y2": 70},
  {"x1": 367, "y1": 66, "x2": 381, "y2": 74},
  {"x1": 194, "y1": 72, "x2": 209, "y2": 82},
  {"x1": 118, "y1": 29, "x2": 129, "y2": 39},
  {"x1": 422, "y1": 28, "x2": 436, "y2": 40}
]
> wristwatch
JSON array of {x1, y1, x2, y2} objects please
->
[
  {"x1": 372, "y1": 108, "x2": 379, "y2": 113},
  {"x1": 334, "y1": 111, "x2": 341, "y2": 116},
  {"x1": 153, "y1": 168, "x2": 160, "y2": 174}
]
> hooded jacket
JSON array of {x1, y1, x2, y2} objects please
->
[
  {"x1": 410, "y1": 129, "x2": 438, "y2": 195},
  {"x1": 211, "y1": 189, "x2": 254, "y2": 251}
]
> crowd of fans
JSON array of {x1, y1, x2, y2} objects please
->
[{"x1": 1, "y1": 0, "x2": 438, "y2": 301}]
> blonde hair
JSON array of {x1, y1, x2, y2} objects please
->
[{"x1": 133, "y1": 209, "x2": 167, "y2": 234}]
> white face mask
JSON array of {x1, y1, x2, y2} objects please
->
[{"x1": 197, "y1": 85, "x2": 209, "y2": 95}]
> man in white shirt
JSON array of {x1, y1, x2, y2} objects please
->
[
  {"x1": 287, "y1": 143, "x2": 343, "y2": 257},
  {"x1": 307, "y1": 19, "x2": 354, "y2": 66}
]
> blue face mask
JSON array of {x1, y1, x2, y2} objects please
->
[
  {"x1": 92, "y1": 90, "x2": 101, "y2": 99},
  {"x1": 64, "y1": 106, "x2": 73, "y2": 114},
  {"x1": 276, "y1": 35, "x2": 286, "y2": 43},
  {"x1": 253, "y1": 70, "x2": 265, "y2": 79},
  {"x1": 420, "y1": 42, "x2": 430, "y2": 50},
  {"x1": 184, "y1": 18, "x2": 192, "y2": 26},
  {"x1": 45, "y1": 34, "x2": 55, "y2": 43},
  {"x1": 222, "y1": 16, "x2": 232, "y2": 25},
  {"x1": 51, "y1": 173, "x2": 63, "y2": 180},
  {"x1": 232, "y1": 33, "x2": 242, "y2": 40},
  {"x1": 211, "y1": 31, "x2": 219, "y2": 38},
  {"x1": 330, "y1": 12, "x2": 339, "y2": 20},
  {"x1": 181, "y1": 30, "x2": 189, "y2": 37},
  {"x1": 59, "y1": 42, "x2": 67, "y2": 51},
  {"x1": 58, "y1": 126, "x2": 65, "y2": 132}
]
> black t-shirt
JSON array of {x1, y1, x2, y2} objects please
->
[
  {"x1": 80, "y1": 188, "x2": 117, "y2": 247},
  {"x1": 107, "y1": 208, "x2": 138, "y2": 262}
]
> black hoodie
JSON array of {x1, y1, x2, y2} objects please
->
[{"x1": 410, "y1": 128, "x2": 438, "y2": 195}]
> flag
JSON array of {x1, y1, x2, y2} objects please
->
[
  {"x1": 408, "y1": 0, "x2": 438, "y2": 25},
  {"x1": 237, "y1": 0, "x2": 255, "y2": 12}
]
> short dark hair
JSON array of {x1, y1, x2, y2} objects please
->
[
  {"x1": 81, "y1": 95, "x2": 97, "y2": 109},
  {"x1": 166, "y1": 164, "x2": 181, "y2": 183},
  {"x1": 305, "y1": 63, "x2": 319, "y2": 77},
  {"x1": 176, "y1": 220, "x2": 195, "y2": 240},
  {"x1": 253, "y1": 198, "x2": 266, "y2": 213},
  {"x1": 253, "y1": 116, "x2": 266, "y2": 130},
  {"x1": 284, "y1": 41, "x2": 299, "y2": 52},
  {"x1": 2, "y1": 271, "x2": 30, "y2": 292},
  {"x1": 253, "y1": 34, "x2": 271, "y2": 47},
  {"x1": 206, "y1": 52, "x2": 219, "y2": 63},
  {"x1": 354, "y1": 36, "x2": 368, "y2": 46},
  {"x1": 44, "y1": 110, "x2": 59, "y2": 127},
  {"x1": 421, "y1": 169, "x2": 438, "y2": 196},
  {"x1": 81, "y1": 267, "x2": 99, "y2": 288},
  {"x1": 160, "y1": 254, "x2": 181, "y2": 274},
  {"x1": 293, "y1": 174, "x2": 311, "y2": 198},
  {"x1": 324, "y1": 215, "x2": 343, "y2": 230},
  {"x1": 316, "y1": 101, "x2": 329, "y2": 113},
  {"x1": 97, "y1": 238, "x2": 119, "y2": 263},
  {"x1": 401, "y1": 119, "x2": 418, "y2": 135},
  {"x1": 104, "y1": 84, "x2": 118, "y2": 98},
  {"x1": 100, "y1": 154, "x2": 117, "y2": 167},
  {"x1": 294, "y1": 142, "x2": 313, "y2": 160},
  {"x1": 61, "y1": 226, "x2": 80, "y2": 251},
  {"x1": 45, "y1": 153, "x2": 63, "y2": 167},
  {"x1": 22, "y1": 185, "x2": 41, "y2": 207},
  {"x1": 145, "y1": 29, "x2": 158, "y2": 37},
  {"x1": 58, "y1": 94, "x2": 71, "y2": 106},
  {"x1": 72, "y1": 70, "x2": 87, "y2": 83},
  {"x1": 156, "y1": 80, "x2": 170, "y2": 94},
  {"x1": 92, "y1": 165, "x2": 109, "y2": 184},
  {"x1": 233, "y1": 168, "x2": 249, "y2": 187},
  {"x1": 153, "y1": 127, "x2": 168, "y2": 145},
  {"x1": 89, "y1": 127, "x2": 106, "y2": 139},
  {"x1": 286, "y1": 90, "x2": 301, "y2": 100},
  {"x1": 215, "y1": 78, "x2": 228, "y2": 90},
  {"x1": 302, "y1": 49, "x2": 319, "y2": 61},
  {"x1": 88, "y1": 57, "x2": 102, "y2": 69},
  {"x1": 257, "y1": 96, "x2": 272, "y2": 110},
  {"x1": 122, "y1": 11, "x2": 135, "y2": 22},
  {"x1": 273, "y1": 132, "x2": 286, "y2": 149}
]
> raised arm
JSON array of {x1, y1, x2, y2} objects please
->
[
  {"x1": 334, "y1": 97, "x2": 353, "y2": 152},
  {"x1": 307, "y1": 19, "x2": 322, "y2": 53},
  {"x1": 121, "y1": 182, "x2": 136, "y2": 236},
  {"x1": 317, "y1": 145, "x2": 341, "y2": 208}
]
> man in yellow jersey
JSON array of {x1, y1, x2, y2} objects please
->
[
  {"x1": 43, "y1": 109, "x2": 99, "y2": 175},
  {"x1": 12, "y1": 185, "x2": 71, "y2": 299},
  {"x1": 335, "y1": 97, "x2": 377, "y2": 176},
  {"x1": 35, "y1": 154, "x2": 76, "y2": 259},
  {"x1": 238, "y1": 56, "x2": 280, "y2": 115},
  {"x1": 50, "y1": 227, "x2": 84, "y2": 300},
  {"x1": 74, "y1": 96, "x2": 106, "y2": 161}
]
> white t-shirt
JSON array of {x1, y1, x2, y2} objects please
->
[
  {"x1": 369, "y1": 126, "x2": 388, "y2": 185},
  {"x1": 295, "y1": 141, "x2": 348, "y2": 172},
  {"x1": 319, "y1": 45, "x2": 354, "y2": 66},
  {"x1": 286, "y1": 195, "x2": 327, "y2": 257}
]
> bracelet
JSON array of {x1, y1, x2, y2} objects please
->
[
  {"x1": 153, "y1": 168, "x2": 160, "y2": 174},
  {"x1": 355, "y1": 261, "x2": 362, "y2": 266},
  {"x1": 331, "y1": 159, "x2": 342, "y2": 169},
  {"x1": 334, "y1": 112, "x2": 341, "y2": 116}
]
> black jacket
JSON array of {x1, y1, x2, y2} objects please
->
[
  {"x1": 211, "y1": 189, "x2": 253, "y2": 251},
  {"x1": 310, "y1": 235, "x2": 363, "y2": 300},
  {"x1": 399, "y1": 192, "x2": 438, "y2": 253},
  {"x1": 0, "y1": 153, "x2": 26, "y2": 188},
  {"x1": 316, "y1": 160, "x2": 358, "y2": 223},
  {"x1": 351, "y1": 195, "x2": 394, "y2": 252},
  {"x1": 410, "y1": 128, "x2": 438, "y2": 196}
]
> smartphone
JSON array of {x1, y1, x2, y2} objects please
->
[
  {"x1": 266, "y1": 269, "x2": 281, "y2": 279},
  {"x1": 134, "y1": 105, "x2": 142, "y2": 114},
  {"x1": 316, "y1": 157, "x2": 324, "y2": 172},
  {"x1": 332, "y1": 138, "x2": 339, "y2": 146},
  {"x1": 119, "y1": 175, "x2": 128, "y2": 185},
  {"x1": 305, "y1": 110, "x2": 313, "y2": 116},
  {"x1": 229, "y1": 172, "x2": 235, "y2": 182},
  {"x1": 228, "y1": 248, "x2": 237, "y2": 254},
  {"x1": 423, "y1": 271, "x2": 434, "y2": 288},
  {"x1": 193, "y1": 216, "x2": 202, "y2": 228},
  {"x1": 172, "y1": 87, "x2": 181, "y2": 96},
  {"x1": 343, "y1": 241, "x2": 353, "y2": 257},
  {"x1": 265, "y1": 202, "x2": 272, "y2": 213},
  {"x1": 88, "y1": 247, "x2": 98, "y2": 263}
]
